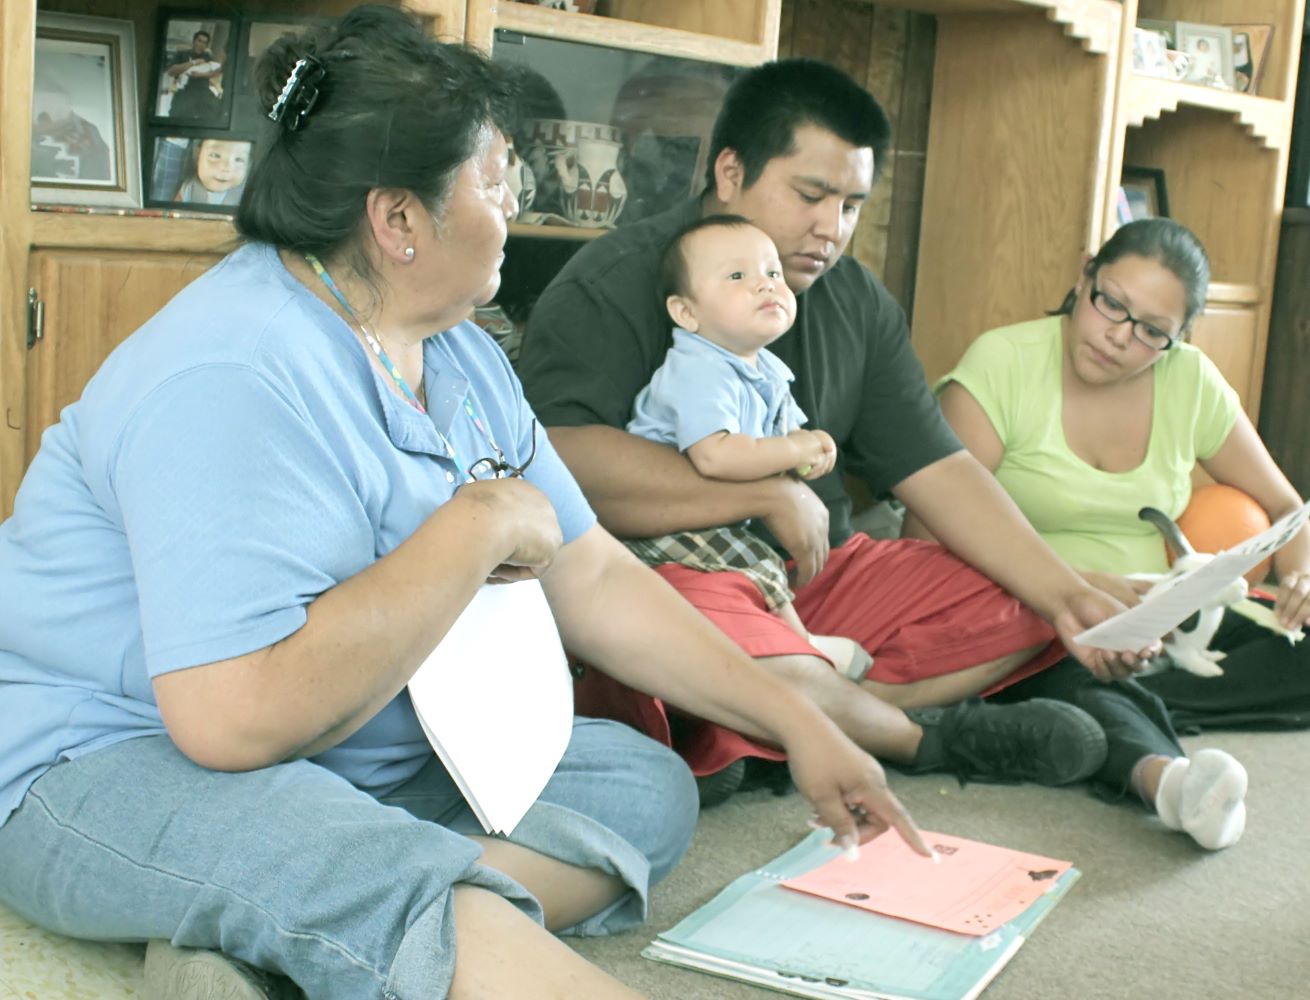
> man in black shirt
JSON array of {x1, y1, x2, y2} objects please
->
[
  {"x1": 164, "y1": 29, "x2": 223, "y2": 122},
  {"x1": 519, "y1": 59, "x2": 1149, "y2": 797}
]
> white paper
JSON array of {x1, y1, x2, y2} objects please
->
[
  {"x1": 407, "y1": 580, "x2": 573, "y2": 835},
  {"x1": 1074, "y1": 500, "x2": 1310, "y2": 649}
]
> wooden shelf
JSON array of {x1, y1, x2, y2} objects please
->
[
  {"x1": 494, "y1": 4, "x2": 766, "y2": 66},
  {"x1": 509, "y1": 222, "x2": 608, "y2": 241},
  {"x1": 30, "y1": 212, "x2": 239, "y2": 254},
  {"x1": 1123, "y1": 76, "x2": 1291, "y2": 149}
]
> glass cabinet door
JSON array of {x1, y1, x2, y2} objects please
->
[{"x1": 494, "y1": 30, "x2": 741, "y2": 232}]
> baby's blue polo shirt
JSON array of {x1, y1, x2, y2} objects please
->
[
  {"x1": 627, "y1": 328, "x2": 807, "y2": 451},
  {"x1": 0, "y1": 243, "x2": 595, "y2": 828}
]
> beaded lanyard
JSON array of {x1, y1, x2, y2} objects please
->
[
  {"x1": 306, "y1": 253, "x2": 426, "y2": 413},
  {"x1": 305, "y1": 253, "x2": 518, "y2": 482}
]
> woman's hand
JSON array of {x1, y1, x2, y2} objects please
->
[
  {"x1": 784, "y1": 721, "x2": 932, "y2": 859},
  {"x1": 1275, "y1": 569, "x2": 1310, "y2": 631},
  {"x1": 1079, "y1": 569, "x2": 1153, "y2": 609},
  {"x1": 458, "y1": 478, "x2": 563, "y2": 583}
]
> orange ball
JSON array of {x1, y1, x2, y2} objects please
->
[{"x1": 1172, "y1": 484, "x2": 1273, "y2": 585}]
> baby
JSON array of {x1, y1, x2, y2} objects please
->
[
  {"x1": 175, "y1": 138, "x2": 251, "y2": 206},
  {"x1": 625, "y1": 214, "x2": 871, "y2": 679}
]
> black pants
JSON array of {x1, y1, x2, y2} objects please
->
[
  {"x1": 990, "y1": 659, "x2": 1182, "y2": 799},
  {"x1": 1137, "y1": 605, "x2": 1310, "y2": 733}
]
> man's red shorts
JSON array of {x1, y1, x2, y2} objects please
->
[{"x1": 574, "y1": 533, "x2": 1068, "y2": 774}]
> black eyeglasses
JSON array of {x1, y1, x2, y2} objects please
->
[
  {"x1": 467, "y1": 419, "x2": 538, "y2": 481},
  {"x1": 1088, "y1": 280, "x2": 1179, "y2": 351}
]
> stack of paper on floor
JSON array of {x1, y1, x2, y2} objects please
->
[
  {"x1": 407, "y1": 580, "x2": 573, "y2": 836},
  {"x1": 644, "y1": 829, "x2": 1078, "y2": 1000}
]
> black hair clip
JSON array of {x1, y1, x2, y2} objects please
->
[{"x1": 268, "y1": 55, "x2": 326, "y2": 131}]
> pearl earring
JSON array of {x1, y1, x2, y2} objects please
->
[{"x1": 403, "y1": 247, "x2": 415, "y2": 260}]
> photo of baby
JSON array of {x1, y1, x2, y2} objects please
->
[{"x1": 148, "y1": 135, "x2": 252, "y2": 210}]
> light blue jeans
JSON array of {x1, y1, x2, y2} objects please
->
[{"x1": 0, "y1": 718, "x2": 698, "y2": 999}]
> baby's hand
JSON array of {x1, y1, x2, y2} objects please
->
[{"x1": 790, "y1": 429, "x2": 837, "y2": 480}]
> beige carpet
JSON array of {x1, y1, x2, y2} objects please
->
[
  {"x1": 1, "y1": 730, "x2": 1305, "y2": 998},
  {"x1": 575, "y1": 729, "x2": 1310, "y2": 999}
]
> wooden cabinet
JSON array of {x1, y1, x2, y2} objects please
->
[
  {"x1": 0, "y1": 0, "x2": 779, "y2": 515},
  {"x1": 905, "y1": 0, "x2": 1304, "y2": 427},
  {"x1": 24, "y1": 250, "x2": 220, "y2": 459}
]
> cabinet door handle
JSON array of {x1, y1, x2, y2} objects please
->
[{"x1": 27, "y1": 289, "x2": 44, "y2": 350}]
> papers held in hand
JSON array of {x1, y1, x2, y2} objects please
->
[
  {"x1": 407, "y1": 579, "x2": 573, "y2": 836},
  {"x1": 1074, "y1": 499, "x2": 1310, "y2": 650}
]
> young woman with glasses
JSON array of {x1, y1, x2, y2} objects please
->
[{"x1": 904, "y1": 217, "x2": 1310, "y2": 851}]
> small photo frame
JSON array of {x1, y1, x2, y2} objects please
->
[
  {"x1": 1119, "y1": 165, "x2": 1169, "y2": 222},
  {"x1": 31, "y1": 12, "x2": 141, "y2": 208},
  {"x1": 151, "y1": 12, "x2": 237, "y2": 128},
  {"x1": 1131, "y1": 27, "x2": 1172, "y2": 79},
  {"x1": 146, "y1": 133, "x2": 254, "y2": 212},
  {"x1": 1175, "y1": 22, "x2": 1236, "y2": 91},
  {"x1": 1136, "y1": 18, "x2": 1178, "y2": 49},
  {"x1": 1226, "y1": 23, "x2": 1275, "y2": 95},
  {"x1": 233, "y1": 18, "x2": 328, "y2": 132}
]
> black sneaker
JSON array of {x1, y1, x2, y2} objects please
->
[
  {"x1": 695, "y1": 758, "x2": 746, "y2": 808},
  {"x1": 905, "y1": 697, "x2": 1108, "y2": 786}
]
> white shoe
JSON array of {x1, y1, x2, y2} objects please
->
[{"x1": 809, "y1": 634, "x2": 874, "y2": 680}]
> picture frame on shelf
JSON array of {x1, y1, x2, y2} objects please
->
[
  {"x1": 150, "y1": 11, "x2": 237, "y2": 129},
  {"x1": 233, "y1": 17, "x2": 332, "y2": 132},
  {"x1": 1136, "y1": 19, "x2": 1178, "y2": 49},
  {"x1": 1119, "y1": 166, "x2": 1169, "y2": 222},
  {"x1": 1130, "y1": 27, "x2": 1172, "y2": 79},
  {"x1": 30, "y1": 12, "x2": 141, "y2": 209},
  {"x1": 508, "y1": 1, "x2": 600, "y2": 12},
  {"x1": 145, "y1": 133, "x2": 254, "y2": 213},
  {"x1": 1226, "y1": 23, "x2": 1275, "y2": 95},
  {"x1": 1175, "y1": 22, "x2": 1236, "y2": 91}
]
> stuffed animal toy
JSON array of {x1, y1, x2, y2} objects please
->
[{"x1": 1133, "y1": 506, "x2": 1249, "y2": 677}]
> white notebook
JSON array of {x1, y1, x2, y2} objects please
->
[{"x1": 407, "y1": 579, "x2": 573, "y2": 836}]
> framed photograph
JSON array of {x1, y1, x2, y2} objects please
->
[
  {"x1": 31, "y1": 12, "x2": 141, "y2": 208},
  {"x1": 1175, "y1": 22, "x2": 1236, "y2": 91},
  {"x1": 233, "y1": 17, "x2": 329, "y2": 131},
  {"x1": 1120, "y1": 165, "x2": 1169, "y2": 221},
  {"x1": 1131, "y1": 27, "x2": 1172, "y2": 79},
  {"x1": 145, "y1": 133, "x2": 254, "y2": 213},
  {"x1": 151, "y1": 12, "x2": 237, "y2": 128},
  {"x1": 1136, "y1": 19, "x2": 1179, "y2": 49},
  {"x1": 1226, "y1": 23, "x2": 1275, "y2": 94}
]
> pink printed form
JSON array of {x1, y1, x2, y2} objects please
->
[{"x1": 781, "y1": 831, "x2": 1071, "y2": 936}]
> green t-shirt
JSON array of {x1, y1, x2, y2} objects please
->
[
  {"x1": 941, "y1": 316, "x2": 1240, "y2": 574},
  {"x1": 518, "y1": 198, "x2": 962, "y2": 548}
]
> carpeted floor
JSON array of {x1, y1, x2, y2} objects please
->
[
  {"x1": 1, "y1": 729, "x2": 1305, "y2": 999},
  {"x1": 575, "y1": 728, "x2": 1310, "y2": 999}
]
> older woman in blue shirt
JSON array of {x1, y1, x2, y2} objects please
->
[{"x1": 0, "y1": 9, "x2": 928, "y2": 1000}]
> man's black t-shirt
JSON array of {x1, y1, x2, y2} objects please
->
[{"x1": 517, "y1": 198, "x2": 961, "y2": 547}]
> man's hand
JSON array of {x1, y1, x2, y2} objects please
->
[
  {"x1": 762, "y1": 477, "x2": 830, "y2": 587},
  {"x1": 1052, "y1": 586, "x2": 1160, "y2": 681}
]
